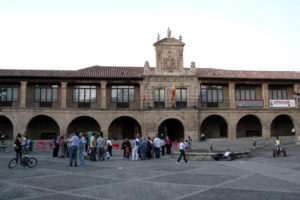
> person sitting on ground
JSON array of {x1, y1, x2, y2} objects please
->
[
  {"x1": 224, "y1": 148, "x2": 231, "y2": 158},
  {"x1": 188, "y1": 136, "x2": 192, "y2": 150},
  {"x1": 200, "y1": 133, "x2": 206, "y2": 141}
]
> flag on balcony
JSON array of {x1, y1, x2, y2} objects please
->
[{"x1": 172, "y1": 80, "x2": 176, "y2": 108}]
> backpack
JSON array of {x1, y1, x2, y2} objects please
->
[{"x1": 135, "y1": 139, "x2": 140, "y2": 146}]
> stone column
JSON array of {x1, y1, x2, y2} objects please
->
[
  {"x1": 293, "y1": 84, "x2": 300, "y2": 108},
  {"x1": 262, "y1": 83, "x2": 269, "y2": 108},
  {"x1": 19, "y1": 81, "x2": 27, "y2": 108},
  {"x1": 60, "y1": 82, "x2": 67, "y2": 109},
  {"x1": 140, "y1": 83, "x2": 144, "y2": 109},
  {"x1": 229, "y1": 82, "x2": 236, "y2": 109},
  {"x1": 262, "y1": 122, "x2": 271, "y2": 139},
  {"x1": 100, "y1": 81, "x2": 107, "y2": 109}
]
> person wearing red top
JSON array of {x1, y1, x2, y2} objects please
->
[{"x1": 165, "y1": 136, "x2": 172, "y2": 155}]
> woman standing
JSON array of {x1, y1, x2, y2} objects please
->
[{"x1": 165, "y1": 136, "x2": 172, "y2": 155}]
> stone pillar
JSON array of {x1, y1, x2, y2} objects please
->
[
  {"x1": 100, "y1": 81, "x2": 107, "y2": 109},
  {"x1": 60, "y1": 82, "x2": 67, "y2": 109},
  {"x1": 228, "y1": 124, "x2": 236, "y2": 140},
  {"x1": 262, "y1": 122, "x2": 271, "y2": 139},
  {"x1": 19, "y1": 81, "x2": 27, "y2": 108},
  {"x1": 293, "y1": 84, "x2": 300, "y2": 108},
  {"x1": 229, "y1": 82, "x2": 236, "y2": 109},
  {"x1": 140, "y1": 83, "x2": 144, "y2": 109},
  {"x1": 262, "y1": 83, "x2": 269, "y2": 108}
]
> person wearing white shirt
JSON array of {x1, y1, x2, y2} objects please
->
[
  {"x1": 107, "y1": 139, "x2": 113, "y2": 156},
  {"x1": 69, "y1": 132, "x2": 79, "y2": 167},
  {"x1": 132, "y1": 136, "x2": 140, "y2": 161},
  {"x1": 176, "y1": 140, "x2": 188, "y2": 164},
  {"x1": 153, "y1": 135, "x2": 162, "y2": 159},
  {"x1": 224, "y1": 149, "x2": 231, "y2": 158}
]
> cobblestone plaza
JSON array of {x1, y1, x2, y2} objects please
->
[{"x1": 1, "y1": 138, "x2": 300, "y2": 200}]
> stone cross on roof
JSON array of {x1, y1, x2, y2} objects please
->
[{"x1": 167, "y1": 27, "x2": 171, "y2": 38}]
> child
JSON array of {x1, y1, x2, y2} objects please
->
[
  {"x1": 125, "y1": 146, "x2": 130, "y2": 159},
  {"x1": 105, "y1": 151, "x2": 110, "y2": 162}
]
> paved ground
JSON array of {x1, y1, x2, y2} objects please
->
[{"x1": 0, "y1": 138, "x2": 300, "y2": 200}]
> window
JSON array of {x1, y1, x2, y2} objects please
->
[
  {"x1": 73, "y1": 85, "x2": 96, "y2": 102},
  {"x1": 200, "y1": 85, "x2": 223, "y2": 102},
  {"x1": 111, "y1": 86, "x2": 134, "y2": 103},
  {"x1": 35, "y1": 85, "x2": 58, "y2": 102},
  {"x1": 154, "y1": 89, "x2": 165, "y2": 102},
  {"x1": 268, "y1": 88, "x2": 287, "y2": 100},
  {"x1": 0, "y1": 87, "x2": 18, "y2": 101},
  {"x1": 235, "y1": 86, "x2": 256, "y2": 100},
  {"x1": 175, "y1": 88, "x2": 187, "y2": 102}
]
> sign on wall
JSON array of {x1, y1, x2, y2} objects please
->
[{"x1": 269, "y1": 100, "x2": 296, "y2": 108}]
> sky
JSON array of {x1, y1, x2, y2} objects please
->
[{"x1": 0, "y1": 0, "x2": 299, "y2": 71}]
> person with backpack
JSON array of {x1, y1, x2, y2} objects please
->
[{"x1": 132, "y1": 135, "x2": 140, "y2": 161}]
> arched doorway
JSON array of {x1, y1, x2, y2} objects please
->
[
  {"x1": 108, "y1": 116, "x2": 141, "y2": 140},
  {"x1": 0, "y1": 115, "x2": 13, "y2": 140},
  {"x1": 271, "y1": 115, "x2": 294, "y2": 137},
  {"x1": 158, "y1": 118, "x2": 184, "y2": 141},
  {"x1": 26, "y1": 115, "x2": 60, "y2": 140},
  {"x1": 236, "y1": 115, "x2": 262, "y2": 138},
  {"x1": 200, "y1": 115, "x2": 227, "y2": 138},
  {"x1": 67, "y1": 116, "x2": 101, "y2": 135}
]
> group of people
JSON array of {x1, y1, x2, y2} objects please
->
[{"x1": 13, "y1": 133, "x2": 33, "y2": 161}]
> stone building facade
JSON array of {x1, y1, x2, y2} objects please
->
[{"x1": 0, "y1": 29, "x2": 300, "y2": 141}]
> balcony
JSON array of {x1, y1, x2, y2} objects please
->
[
  {"x1": 0, "y1": 101, "x2": 12, "y2": 107},
  {"x1": 143, "y1": 99, "x2": 198, "y2": 109},
  {"x1": 198, "y1": 100, "x2": 230, "y2": 108},
  {"x1": 235, "y1": 100, "x2": 264, "y2": 108}
]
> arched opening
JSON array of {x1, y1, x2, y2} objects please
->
[
  {"x1": 200, "y1": 115, "x2": 228, "y2": 138},
  {"x1": 0, "y1": 115, "x2": 13, "y2": 140},
  {"x1": 271, "y1": 115, "x2": 294, "y2": 137},
  {"x1": 158, "y1": 118, "x2": 184, "y2": 141},
  {"x1": 26, "y1": 115, "x2": 60, "y2": 140},
  {"x1": 108, "y1": 116, "x2": 141, "y2": 140},
  {"x1": 236, "y1": 115, "x2": 262, "y2": 138},
  {"x1": 67, "y1": 116, "x2": 101, "y2": 135}
]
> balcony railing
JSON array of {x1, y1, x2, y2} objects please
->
[{"x1": 235, "y1": 100, "x2": 264, "y2": 107}]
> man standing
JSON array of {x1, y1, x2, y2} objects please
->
[
  {"x1": 69, "y1": 132, "x2": 79, "y2": 167},
  {"x1": 176, "y1": 140, "x2": 188, "y2": 164},
  {"x1": 79, "y1": 132, "x2": 86, "y2": 165},
  {"x1": 97, "y1": 133, "x2": 105, "y2": 161},
  {"x1": 141, "y1": 137, "x2": 147, "y2": 160},
  {"x1": 132, "y1": 135, "x2": 140, "y2": 161},
  {"x1": 153, "y1": 135, "x2": 162, "y2": 159},
  {"x1": 90, "y1": 132, "x2": 96, "y2": 161}
]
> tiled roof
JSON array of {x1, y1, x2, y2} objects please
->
[
  {"x1": 0, "y1": 66, "x2": 300, "y2": 81},
  {"x1": 0, "y1": 66, "x2": 144, "y2": 79},
  {"x1": 197, "y1": 68, "x2": 300, "y2": 80}
]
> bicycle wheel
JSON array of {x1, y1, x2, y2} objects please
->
[
  {"x1": 8, "y1": 158, "x2": 18, "y2": 169},
  {"x1": 27, "y1": 157, "x2": 37, "y2": 168}
]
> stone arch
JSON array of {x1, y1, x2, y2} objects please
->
[
  {"x1": 271, "y1": 114, "x2": 294, "y2": 137},
  {"x1": 67, "y1": 116, "x2": 101, "y2": 135},
  {"x1": 26, "y1": 115, "x2": 60, "y2": 140},
  {"x1": 200, "y1": 115, "x2": 228, "y2": 138},
  {"x1": 0, "y1": 115, "x2": 13, "y2": 140},
  {"x1": 108, "y1": 116, "x2": 142, "y2": 140},
  {"x1": 236, "y1": 114, "x2": 262, "y2": 138},
  {"x1": 158, "y1": 118, "x2": 184, "y2": 142}
]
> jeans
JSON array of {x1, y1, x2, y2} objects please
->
[
  {"x1": 90, "y1": 147, "x2": 96, "y2": 161},
  {"x1": 98, "y1": 147, "x2": 105, "y2": 161},
  {"x1": 141, "y1": 148, "x2": 146, "y2": 160},
  {"x1": 132, "y1": 146, "x2": 139, "y2": 160},
  {"x1": 154, "y1": 147, "x2": 160, "y2": 158},
  {"x1": 69, "y1": 146, "x2": 78, "y2": 166},
  {"x1": 177, "y1": 149, "x2": 187, "y2": 163},
  {"x1": 79, "y1": 147, "x2": 85, "y2": 165}
]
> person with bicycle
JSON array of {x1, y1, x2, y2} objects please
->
[{"x1": 14, "y1": 133, "x2": 22, "y2": 162}]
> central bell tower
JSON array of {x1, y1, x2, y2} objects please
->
[{"x1": 153, "y1": 28, "x2": 185, "y2": 73}]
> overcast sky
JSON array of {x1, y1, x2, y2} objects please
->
[{"x1": 0, "y1": 0, "x2": 299, "y2": 71}]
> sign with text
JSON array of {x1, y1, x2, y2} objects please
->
[
  {"x1": 236, "y1": 100, "x2": 264, "y2": 107},
  {"x1": 269, "y1": 100, "x2": 296, "y2": 108}
]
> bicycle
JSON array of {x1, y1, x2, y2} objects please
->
[{"x1": 8, "y1": 155, "x2": 38, "y2": 169}]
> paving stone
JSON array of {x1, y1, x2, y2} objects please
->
[
  {"x1": 221, "y1": 174, "x2": 300, "y2": 192},
  {"x1": 72, "y1": 180, "x2": 206, "y2": 200},
  {"x1": 180, "y1": 188, "x2": 300, "y2": 200},
  {"x1": 0, "y1": 182, "x2": 52, "y2": 199},
  {"x1": 25, "y1": 193, "x2": 99, "y2": 200},
  {"x1": 146, "y1": 172, "x2": 238, "y2": 186},
  {"x1": 11, "y1": 174, "x2": 120, "y2": 191},
  {"x1": 0, "y1": 168, "x2": 64, "y2": 180},
  {"x1": 188, "y1": 163, "x2": 251, "y2": 176}
]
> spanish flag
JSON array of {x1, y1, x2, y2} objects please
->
[{"x1": 172, "y1": 80, "x2": 175, "y2": 108}]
